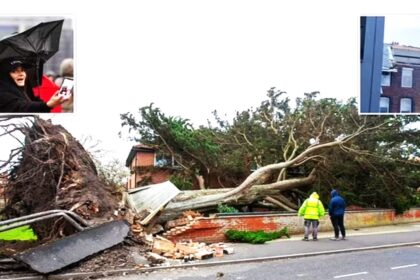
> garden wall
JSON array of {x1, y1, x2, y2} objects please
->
[{"x1": 165, "y1": 208, "x2": 420, "y2": 243}]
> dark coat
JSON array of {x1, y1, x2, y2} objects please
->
[
  {"x1": 0, "y1": 77, "x2": 51, "y2": 113},
  {"x1": 328, "y1": 189, "x2": 346, "y2": 217}
]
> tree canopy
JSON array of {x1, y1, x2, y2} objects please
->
[{"x1": 121, "y1": 89, "x2": 420, "y2": 212}]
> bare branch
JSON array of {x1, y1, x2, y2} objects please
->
[
  {"x1": 238, "y1": 131, "x2": 254, "y2": 146},
  {"x1": 264, "y1": 196, "x2": 295, "y2": 211},
  {"x1": 315, "y1": 113, "x2": 330, "y2": 141},
  {"x1": 262, "y1": 112, "x2": 277, "y2": 134},
  {"x1": 293, "y1": 155, "x2": 325, "y2": 167}
]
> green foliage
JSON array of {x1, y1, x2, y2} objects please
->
[
  {"x1": 170, "y1": 174, "x2": 193, "y2": 191},
  {"x1": 392, "y1": 194, "x2": 417, "y2": 214},
  {"x1": 121, "y1": 104, "x2": 221, "y2": 182},
  {"x1": 225, "y1": 228, "x2": 290, "y2": 244},
  {"x1": 416, "y1": 192, "x2": 420, "y2": 206},
  {"x1": 217, "y1": 203, "x2": 239, "y2": 213},
  {"x1": 0, "y1": 225, "x2": 37, "y2": 241},
  {"x1": 121, "y1": 89, "x2": 420, "y2": 212}
]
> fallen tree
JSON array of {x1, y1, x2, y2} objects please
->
[
  {"x1": 159, "y1": 122, "x2": 384, "y2": 221},
  {"x1": 0, "y1": 116, "x2": 119, "y2": 239},
  {"x1": 1, "y1": 92, "x2": 418, "y2": 238},
  {"x1": 122, "y1": 91, "x2": 420, "y2": 220}
]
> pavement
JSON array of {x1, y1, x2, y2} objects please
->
[
  {"x1": 199, "y1": 222, "x2": 420, "y2": 265},
  {"x1": 41, "y1": 222, "x2": 420, "y2": 279}
]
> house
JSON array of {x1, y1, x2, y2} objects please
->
[
  {"x1": 381, "y1": 43, "x2": 420, "y2": 113},
  {"x1": 125, "y1": 144, "x2": 180, "y2": 189}
]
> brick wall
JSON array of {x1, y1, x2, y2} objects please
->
[
  {"x1": 150, "y1": 169, "x2": 172, "y2": 184},
  {"x1": 382, "y1": 65, "x2": 420, "y2": 112},
  {"x1": 134, "y1": 152, "x2": 155, "y2": 167},
  {"x1": 166, "y1": 208, "x2": 420, "y2": 243},
  {"x1": 127, "y1": 169, "x2": 172, "y2": 189}
]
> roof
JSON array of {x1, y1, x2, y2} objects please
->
[
  {"x1": 389, "y1": 43, "x2": 420, "y2": 66},
  {"x1": 391, "y1": 44, "x2": 420, "y2": 51},
  {"x1": 125, "y1": 144, "x2": 156, "y2": 167},
  {"x1": 125, "y1": 181, "x2": 181, "y2": 225}
]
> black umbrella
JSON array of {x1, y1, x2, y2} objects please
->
[{"x1": 0, "y1": 19, "x2": 64, "y2": 86}]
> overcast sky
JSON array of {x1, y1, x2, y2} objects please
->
[
  {"x1": 1, "y1": 1, "x2": 420, "y2": 166},
  {"x1": 385, "y1": 15, "x2": 420, "y2": 47}
]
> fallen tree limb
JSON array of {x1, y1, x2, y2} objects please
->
[{"x1": 160, "y1": 171, "x2": 315, "y2": 221}]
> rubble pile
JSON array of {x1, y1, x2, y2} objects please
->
[
  {"x1": 61, "y1": 209, "x2": 234, "y2": 274},
  {"x1": 162, "y1": 210, "x2": 204, "y2": 238},
  {"x1": 0, "y1": 118, "x2": 235, "y2": 275},
  {"x1": 123, "y1": 209, "x2": 234, "y2": 265}
]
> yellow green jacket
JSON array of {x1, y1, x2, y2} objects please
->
[{"x1": 298, "y1": 192, "x2": 325, "y2": 220}]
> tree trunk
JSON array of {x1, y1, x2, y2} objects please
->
[
  {"x1": 195, "y1": 174, "x2": 205, "y2": 190},
  {"x1": 160, "y1": 170, "x2": 315, "y2": 221},
  {"x1": 159, "y1": 132, "x2": 362, "y2": 222},
  {"x1": 264, "y1": 196, "x2": 296, "y2": 211}
]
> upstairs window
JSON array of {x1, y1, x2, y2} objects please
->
[
  {"x1": 379, "y1": 97, "x2": 390, "y2": 113},
  {"x1": 400, "y1": 98, "x2": 412, "y2": 113},
  {"x1": 155, "y1": 152, "x2": 180, "y2": 168},
  {"x1": 401, "y1": 68, "x2": 413, "y2": 88}
]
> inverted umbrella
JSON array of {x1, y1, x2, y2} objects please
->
[{"x1": 0, "y1": 19, "x2": 64, "y2": 86}]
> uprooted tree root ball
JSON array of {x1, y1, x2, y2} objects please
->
[{"x1": 2, "y1": 117, "x2": 119, "y2": 240}]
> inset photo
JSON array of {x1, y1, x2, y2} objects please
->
[
  {"x1": 360, "y1": 15, "x2": 420, "y2": 114},
  {"x1": 0, "y1": 16, "x2": 74, "y2": 113}
]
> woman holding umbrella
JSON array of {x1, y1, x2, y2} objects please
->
[{"x1": 0, "y1": 58, "x2": 65, "y2": 113}]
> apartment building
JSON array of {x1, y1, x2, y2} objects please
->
[{"x1": 381, "y1": 43, "x2": 420, "y2": 113}]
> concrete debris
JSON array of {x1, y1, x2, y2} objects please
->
[
  {"x1": 152, "y1": 236, "x2": 175, "y2": 254},
  {"x1": 126, "y1": 210, "x2": 233, "y2": 264},
  {"x1": 182, "y1": 210, "x2": 203, "y2": 219},
  {"x1": 149, "y1": 224, "x2": 164, "y2": 235},
  {"x1": 146, "y1": 252, "x2": 167, "y2": 265},
  {"x1": 150, "y1": 236, "x2": 232, "y2": 262},
  {"x1": 165, "y1": 211, "x2": 203, "y2": 230}
]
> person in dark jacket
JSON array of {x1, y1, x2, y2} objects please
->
[
  {"x1": 0, "y1": 58, "x2": 64, "y2": 113},
  {"x1": 328, "y1": 189, "x2": 346, "y2": 240}
]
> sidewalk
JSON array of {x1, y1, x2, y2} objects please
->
[
  {"x1": 201, "y1": 222, "x2": 420, "y2": 264},
  {"x1": 289, "y1": 221, "x2": 420, "y2": 240},
  {"x1": 46, "y1": 222, "x2": 420, "y2": 279}
]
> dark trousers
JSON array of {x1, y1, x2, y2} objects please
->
[{"x1": 330, "y1": 215, "x2": 345, "y2": 238}]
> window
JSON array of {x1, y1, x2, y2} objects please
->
[
  {"x1": 154, "y1": 152, "x2": 180, "y2": 168},
  {"x1": 381, "y1": 73, "x2": 391, "y2": 86},
  {"x1": 400, "y1": 98, "x2": 412, "y2": 113},
  {"x1": 379, "y1": 97, "x2": 390, "y2": 113},
  {"x1": 155, "y1": 153, "x2": 172, "y2": 167},
  {"x1": 401, "y1": 68, "x2": 413, "y2": 88}
]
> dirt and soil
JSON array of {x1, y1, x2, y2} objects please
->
[{"x1": 2, "y1": 118, "x2": 119, "y2": 240}]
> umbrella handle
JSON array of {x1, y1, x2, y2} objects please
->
[{"x1": 36, "y1": 57, "x2": 41, "y2": 97}]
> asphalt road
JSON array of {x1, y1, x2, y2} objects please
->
[{"x1": 105, "y1": 245, "x2": 420, "y2": 280}]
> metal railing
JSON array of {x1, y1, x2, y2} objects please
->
[{"x1": 0, "y1": 209, "x2": 89, "y2": 233}]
